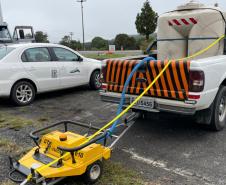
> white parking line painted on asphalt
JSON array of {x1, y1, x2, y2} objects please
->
[
  {"x1": 73, "y1": 111, "x2": 94, "y2": 121},
  {"x1": 122, "y1": 148, "x2": 213, "y2": 185},
  {"x1": 100, "y1": 103, "x2": 118, "y2": 109}
]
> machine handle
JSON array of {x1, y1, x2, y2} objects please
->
[
  {"x1": 29, "y1": 133, "x2": 39, "y2": 140},
  {"x1": 58, "y1": 131, "x2": 108, "y2": 152}
]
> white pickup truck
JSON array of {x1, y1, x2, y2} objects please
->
[{"x1": 100, "y1": 1, "x2": 226, "y2": 131}]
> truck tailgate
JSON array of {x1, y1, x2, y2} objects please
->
[{"x1": 104, "y1": 59, "x2": 191, "y2": 101}]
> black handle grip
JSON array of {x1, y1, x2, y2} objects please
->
[
  {"x1": 58, "y1": 131, "x2": 108, "y2": 152},
  {"x1": 29, "y1": 133, "x2": 39, "y2": 141}
]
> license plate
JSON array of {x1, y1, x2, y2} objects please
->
[{"x1": 130, "y1": 97, "x2": 154, "y2": 110}]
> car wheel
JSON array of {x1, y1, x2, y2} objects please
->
[
  {"x1": 83, "y1": 160, "x2": 103, "y2": 184},
  {"x1": 11, "y1": 81, "x2": 35, "y2": 106},
  {"x1": 210, "y1": 86, "x2": 226, "y2": 131},
  {"x1": 90, "y1": 70, "x2": 101, "y2": 90}
]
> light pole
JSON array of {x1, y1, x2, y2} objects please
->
[
  {"x1": 77, "y1": 0, "x2": 86, "y2": 50},
  {"x1": 0, "y1": 1, "x2": 4, "y2": 23},
  {"x1": 69, "y1": 32, "x2": 74, "y2": 41}
]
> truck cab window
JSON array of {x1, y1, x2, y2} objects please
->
[{"x1": 0, "y1": 27, "x2": 11, "y2": 41}]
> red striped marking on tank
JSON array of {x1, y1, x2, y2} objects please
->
[
  {"x1": 181, "y1": 18, "x2": 190, "y2": 25},
  {"x1": 168, "y1": 18, "x2": 198, "y2": 26},
  {"x1": 189, "y1": 18, "x2": 197, "y2": 24},
  {"x1": 173, "y1": 19, "x2": 181, "y2": 25},
  {"x1": 168, "y1": 21, "x2": 173, "y2": 26}
]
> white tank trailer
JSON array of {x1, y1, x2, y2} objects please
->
[{"x1": 157, "y1": 1, "x2": 226, "y2": 60}]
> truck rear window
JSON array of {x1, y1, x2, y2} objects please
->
[{"x1": 0, "y1": 46, "x2": 15, "y2": 60}]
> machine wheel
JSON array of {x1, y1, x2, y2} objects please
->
[
  {"x1": 11, "y1": 81, "x2": 35, "y2": 106},
  {"x1": 90, "y1": 70, "x2": 101, "y2": 90},
  {"x1": 84, "y1": 160, "x2": 103, "y2": 184},
  {"x1": 210, "y1": 86, "x2": 226, "y2": 131}
]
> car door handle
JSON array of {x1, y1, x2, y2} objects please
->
[{"x1": 70, "y1": 68, "x2": 80, "y2": 73}]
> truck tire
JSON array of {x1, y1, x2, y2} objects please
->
[
  {"x1": 11, "y1": 81, "x2": 35, "y2": 106},
  {"x1": 90, "y1": 70, "x2": 101, "y2": 90},
  {"x1": 83, "y1": 160, "x2": 103, "y2": 184},
  {"x1": 210, "y1": 86, "x2": 226, "y2": 131}
]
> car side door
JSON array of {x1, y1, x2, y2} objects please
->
[
  {"x1": 21, "y1": 47, "x2": 60, "y2": 92},
  {"x1": 51, "y1": 47, "x2": 88, "y2": 88}
]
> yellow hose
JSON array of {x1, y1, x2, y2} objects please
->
[{"x1": 27, "y1": 34, "x2": 225, "y2": 181}]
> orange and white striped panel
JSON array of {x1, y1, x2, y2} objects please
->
[{"x1": 105, "y1": 59, "x2": 191, "y2": 101}]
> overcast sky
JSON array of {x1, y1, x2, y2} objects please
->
[{"x1": 1, "y1": 0, "x2": 226, "y2": 43}]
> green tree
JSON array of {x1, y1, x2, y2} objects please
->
[
  {"x1": 59, "y1": 35, "x2": 82, "y2": 50},
  {"x1": 114, "y1": 34, "x2": 136, "y2": 50},
  {"x1": 135, "y1": 0, "x2": 158, "y2": 40},
  {"x1": 91, "y1": 37, "x2": 108, "y2": 50},
  {"x1": 70, "y1": 40, "x2": 82, "y2": 50},
  {"x1": 35, "y1": 31, "x2": 49, "y2": 43},
  {"x1": 59, "y1": 35, "x2": 71, "y2": 47},
  {"x1": 127, "y1": 36, "x2": 137, "y2": 50}
]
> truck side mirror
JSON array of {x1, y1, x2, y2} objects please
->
[
  {"x1": 224, "y1": 29, "x2": 226, "y2": 55},
  {"x1": 224, "y1": 39, "x2": 226, "y2": 55},
  {"x1": 146, "y1": 40, "x2": 157, "y2": 54}
]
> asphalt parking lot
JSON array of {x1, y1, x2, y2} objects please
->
[{"x1": 1, "y1": 87, "x2": 226, "y2": 185}]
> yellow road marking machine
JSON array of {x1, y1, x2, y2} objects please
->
[
  {"x1": 8, "y1": 34, "x2": 224, "y2": 185},
  {"x1": 8, "y1": 115, "x2": 139, "y2": 185}
]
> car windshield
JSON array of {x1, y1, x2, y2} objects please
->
[{"x1": 0, "y1": 46, "x2": 15, "y2": 60}]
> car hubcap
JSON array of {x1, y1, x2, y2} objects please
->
[
  {"x1": 90, "y1": 164, "x2": 101, "y2": 180},
  {"x1": 219, "y1": 97, "x2": 226, "y2": 122},
  {"x1": 95, "y1": 73, "x2": 101, "y2": 88},
  {"x1": 16, "y1": 84, "x2": 33, "y2": 103}
]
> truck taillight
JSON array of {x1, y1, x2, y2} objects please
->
[
  {"x1": 189, "y1": 70, "x2": 205, "y2": 92},
  {"x1": 100, "y1": 61, "x2": 107, "y2": 83}
]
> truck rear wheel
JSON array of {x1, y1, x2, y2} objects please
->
[{"x1": 210, "y1": 86, "x2": 226, "y2": 131}]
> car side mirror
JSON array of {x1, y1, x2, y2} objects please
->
[
  {"x1": 146, "y1": 40, "x2": 157, "y2": 54},
  {"x1": 78, "y1": 56, "x2": 83, "y2": 62}
]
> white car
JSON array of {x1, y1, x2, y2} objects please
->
[{"x1": 0, "y1": 43, "x2": 101, "y2": 106}]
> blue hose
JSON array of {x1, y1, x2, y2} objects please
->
[{"x1": 108, "y1": 57, "x2": 156, "y2": 135}]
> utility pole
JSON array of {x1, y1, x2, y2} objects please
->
[
  {"x1": 77, "y1": 0, "x2": 86, "y2": 50},
  {"x1": 0, "y1": 0, "x2": 4, "y2": 23},
  {"x1": 69, "y1": 32, "x2": 74, "y2": 41}
]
